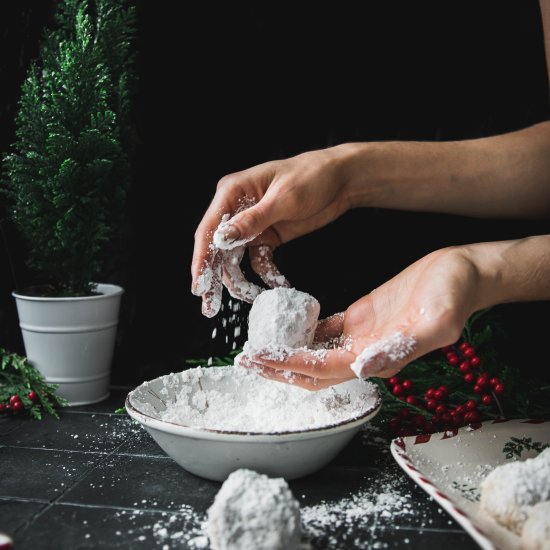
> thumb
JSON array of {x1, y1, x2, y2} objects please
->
[{"x1": 214, "y1": 199, "x2": 283, "y2": 249}]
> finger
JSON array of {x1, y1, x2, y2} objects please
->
[
  {"x1": 201, "y1": 251, "x2": 223, "y2": 317},
  {"x1": 222, "y1": 247, "x2": 263, "y2": 303},
  {"x1": 369, "y1": 313, "x2": 462, "y2": 378},
  {"x1": 214, "y1": 198, "x2": 285, "y2": 250},
  {"x1": 192, "y1": 197, "x2": 234, "y2": 295},
  {"x1": 249, "y1": 245, "x2": 291, "y2": 288},
  {"x1": 239, "y1": 358, "x2": 348, "y2": 391},
  {"x1": 314, "y1": 312, "x2": 345, "y2": 343},
  {"x1": 250, "y1": 348, "x2": 356, "y2": 380}
]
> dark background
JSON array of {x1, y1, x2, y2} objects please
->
[{"x1": 1, "y1": 1, "x2": 549, "y2": 384}]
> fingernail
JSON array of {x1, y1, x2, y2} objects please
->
[{"x1": 223, "y1": 224, "x2": 240, "y2": 244}]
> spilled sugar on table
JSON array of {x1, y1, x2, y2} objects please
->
[{"x1": 0, "y1": 387, "x2": 477, "y2": 549}]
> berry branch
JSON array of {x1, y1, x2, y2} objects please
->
[{"x1": 0, "y1": 348, "x2": 68, "y2": 419}]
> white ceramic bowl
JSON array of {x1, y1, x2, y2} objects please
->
[{"x1": 126, "y1": 367, "x2": 381, "y2": 481}]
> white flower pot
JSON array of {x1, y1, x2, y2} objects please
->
[{"x1": 12, "y1": 283, "x2": 123, "y2": 406}]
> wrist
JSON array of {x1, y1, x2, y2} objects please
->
[
  {"x1": 331, "y1": 142, "x2": 389, "y2": 209},
  {"x1": 461, "y1": 236, "x2": 550, "y2": 311}
]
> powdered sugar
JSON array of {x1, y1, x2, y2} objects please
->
[
  {"x1": 521, "y1": 501, "x2": 550, "y2": 549},
  {"x1": 206, "y1": 469, "x2": 301, "y2": 550},
  {"x1": 213, "y1": 213, "x2": 258, "y2": 250},
  {"x1": 156, "y1": 365, "x2": 377, "y2": 433},
  {"x1": 350, "y1": 332, "x2": 416, "y2": 378},
  {"x1": 243, "y1": 287, "x2": 320, "y2": 357},
  {"x1": 480, "y1": 447, "x2": 550, "y2": 534},
  {"x1": 223, "y1": 246, "x2": 263, "y2": 302}
]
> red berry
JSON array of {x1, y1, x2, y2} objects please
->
[
  {"x1": 455, "y1": 405, "x2": 466, "y2": 415},
  {"x1": 459, "y1": 342, "x2": 470, "y2": 351},
  {"x1": 441, "y1": 412, "x2": 452, "y2": 424},
  {"x1": 464, "y1": 373, "x2": 475, "y2": 384},
  {"x1": 441, "y1": 346, "x2": 453, "y2": 354},
  {"x1": 398, "y1": 408, "x2": 411, "y2": 418},
  {"x1": 459, "y1": 361, "x2": 471, "y2": 373},
  {"x1": 473, "y1": 384, "x2": 483, "y2": 394},
  {"x1": 412, "y1": 414, "x2": 425, "y2": 428},
  {"x1": 426, "y1": 399, "x2": 438, "y2": 410},
  {"x1": 405, "y1": 396, "x2": 417, "y2": 405},
  {"x1": 476, "y1": 377, "x2": 488, "y2": 388},
  {"x1": 392, "y1": 384, "x2": 404, "y2": 396},
  {"x1": 446, "y1": 353, "x2": 459, "y2": 366},
  {"x1": 465, "y1": 399, "x2": 477, "y2": 411},
  {"x1": 28, "y1": 391, "x2": 38, "y2": 401},
  {"x1": 489, "y1": 377, "x2": 500, "y2": 387},
  {"x1": 480, "y1": 371, "x2": 490, "y2": 379},
  {"x1": 464, "y1": 411, "x2": 480, "y2": 423},
  {"x1": 452, "y1": 413, "x2": 464, "y2": 427},
  {"x1": 438, "y1": 385, "x2": 449, "y2": 396},
  {"x1": 434, "y1": 389, "x2": 446, "y2": 401},
  {"x1": 436, "y1": 404, "x2": 447, "y2": 415},
  {"x1": 0, "y1": 403, "x2": 6, "y2": 413},
  {"x1": 389, "y1": 377, "x2": 399, "y2": 386},
  {"x1": 388, "y1": 417, "x2": 401, "y2": 431},
  {"x1": 425, "y1": 388, "x2": 436, "y2": 399},
  {"x1": 9, "y1": 395, "x2": 21, "y2": 406},
  {"x1": 423, "y1": 421, "x2": 435, "y2": 433},
  {"x1": 494, "y1": 383, "x2": 505, "y2": 395},
  {"x1": 402, "y1": 380, "x2": 413, "y2": 391},
  {"x1": 463, "y1": 347, "x2": 475, "y2": 358},
  {"x1": 470, "y1": 356, "x2": 481, "y2": 367},
  {"x1": 11, "y1": 400, "x2": 23, "y2": 413},
  {"x1": 481, "y1": 394, "x2": 492, "y2": 405}
]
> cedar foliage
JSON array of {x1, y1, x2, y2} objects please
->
[{"x1": 3, "y1": 0, "x2": 136, "y2": 296}]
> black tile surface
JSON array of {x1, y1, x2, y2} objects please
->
[
  {"x1": 0, "y1": 411, "x2": 139, "y2": 453},
  {"x1": 116, "y1": 424, "x2": 167, "y2": 457},
  {"x1": 0, "y1": 447, "x2": 101, "y2": 500},
  {"x1": 61, "y1": 453, "x2": 219, "y2": 513},
  {"x1": 0, "y1": 499, "x2": 47, "y2": 536},
  {"x1": 1, "y1": 388, "x2": 482, "y2": 549}
]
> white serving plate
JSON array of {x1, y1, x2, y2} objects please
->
[{"x1": 390, "y1": 419, "x2": 550, "y2": 550}]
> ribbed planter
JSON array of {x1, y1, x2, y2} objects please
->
[{"x1": 12, "y1": 284, "x2": 123, "y2": 406}]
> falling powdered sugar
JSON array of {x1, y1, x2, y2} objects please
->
[{"x1": 350, "y1": 332, "x2": 416, "y2": 378}]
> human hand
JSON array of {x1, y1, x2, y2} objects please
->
[
  {"x1": 238, "y1": 247, "x2": 482, "y2": 389},
  {"x1": 191, "y1": 146, "x2": 352, "y2": 317}
]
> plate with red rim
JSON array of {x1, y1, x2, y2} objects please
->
[{"x1": 390, "y1": 419, "x2": 550, "y2": 550}]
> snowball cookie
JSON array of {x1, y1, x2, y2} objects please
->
[
  {"x1": 206, "y1": 468, "x2": 301, "y2": 550},
  {"x1": 244, "y1": 287, "x2": 320, "y2": 354},
  {"x1": 522, "y1": 501, "x2": 550, "y2": 550},
  {"x1": 480, "y1": 448, "x2": 550, "y2": 534}
]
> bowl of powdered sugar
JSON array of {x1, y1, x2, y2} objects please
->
[
  {"x1": 126, "y1": 365, "x2": 380, "y2": 481},
  {"x1": 127, "y1": 288, "x2": 381, "y2": 480}
]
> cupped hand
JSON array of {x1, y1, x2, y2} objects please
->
[
  {"x1": 191, "y1": 147, "x2": 351, "y2": 317},
  {"x1": 238, "y1": 247, "x2": 483, "y2": 389}
]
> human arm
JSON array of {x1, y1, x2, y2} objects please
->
[
  {"x1": 192, "y1": 122, "x2": 550, "y2": 316},
  {"x1": 238, "y1": 235, "x2": 550, "y2": 389}
]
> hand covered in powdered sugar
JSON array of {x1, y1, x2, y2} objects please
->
[
  {"x1": 191, "y1": 148, "x2": 352, "y2": 317},
  {"x1": 239, "y1": 247, "x2": 480, "y2": 389}
]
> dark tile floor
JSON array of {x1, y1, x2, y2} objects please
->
[{"x1": 0, "y1": 388, "x2": 478, "y2": 549}]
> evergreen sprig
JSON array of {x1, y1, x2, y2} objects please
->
[
  {"x1": 2, "y1": 0, "x2": 136, "y2": 296},
  {"x1": 0, "y1": 348, "x2": 68, "y2": 419}
]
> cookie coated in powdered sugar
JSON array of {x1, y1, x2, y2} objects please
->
[
  {"x1": 480, "y1": 447, "x2": 550, "y2": 535},
  {"x1": 206, "y1": 469, "x2": 301, "y2": 550}
]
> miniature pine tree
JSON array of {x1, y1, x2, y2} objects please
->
[{"x1": 3, "y1": 0, "x2": 136, "y2": 296}]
